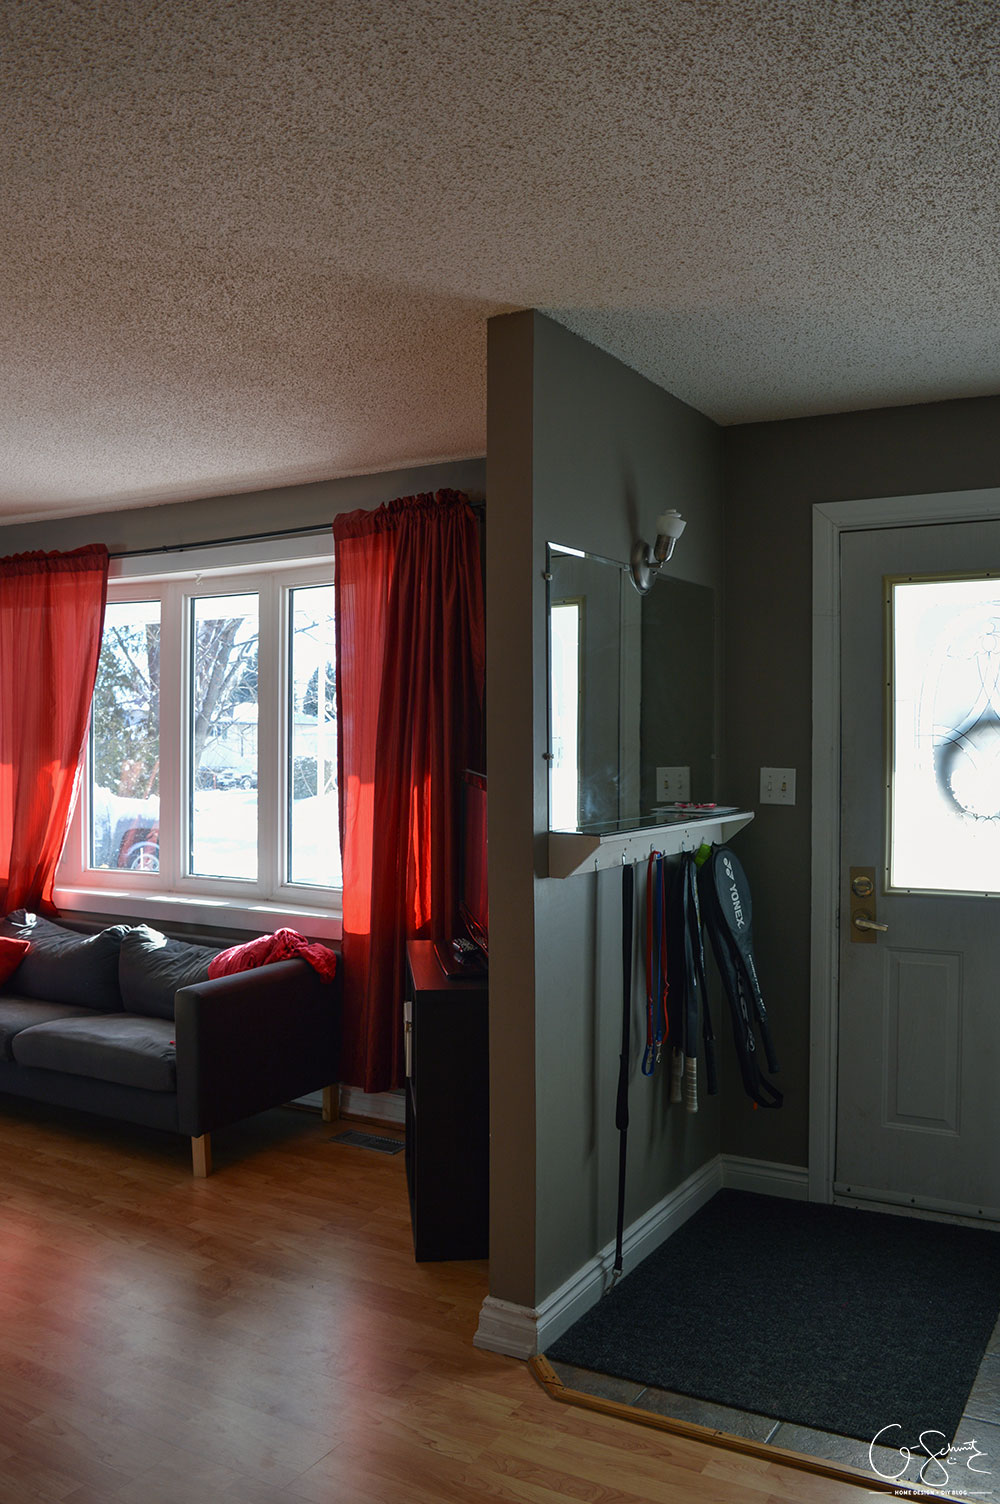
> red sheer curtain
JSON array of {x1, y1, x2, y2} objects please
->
[
  {"x1": 334, "y1": 491, "x2": 485, "y2": 1092},
  {"x1": 0, "y1": 546, "x2": 109, "y2": 915}
]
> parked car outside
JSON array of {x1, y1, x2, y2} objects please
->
[
  {"x1": 91, "y1": 786, "x2": 160, "y2": 872},
  {"x1": 195, "y1": 766, "x2": 257, "y2": 791}
]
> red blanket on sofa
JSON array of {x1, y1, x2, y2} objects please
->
[{"x1": 207, "y1": 927, "x2": 338, "y2": 982}]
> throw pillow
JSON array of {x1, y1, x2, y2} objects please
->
[
  {"x1": 119, "y1": 925, "x2": 219, "y2": 1019},
  {"x1": 0, "y1": 936, "x2": 30, "y2": 985},
  {"x1": 0, "y1": 911, "x2": 130, "y2": 1010}
]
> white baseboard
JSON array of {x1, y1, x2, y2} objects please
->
[
  {"x1": 474, "y1": 1153, "x2": 809, "y2": 1359},
  {"x1": 296, "y1": 1086, "x2": 405, "y2": 1125},
  {"x1": 473, "y1": 1296, "x2": 546, "y2": 1361},
  {"x1": 340, "y1": 1086, "x2": 405, "y2": 1125},
  {"x1": 474, "y1": 1155, "x2": 722, "y2": 1359},
  {"x1": 721, "y1": 1155, "x2": 809, "y2": 1200}
]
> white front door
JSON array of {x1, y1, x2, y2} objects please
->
[{"x1": 836, "y1": 518, "x2": 1000, "y2": 1220}]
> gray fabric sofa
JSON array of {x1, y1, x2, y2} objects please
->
[{"x1": 0, "y1": 912, "x2": 341, "y2": 1175}]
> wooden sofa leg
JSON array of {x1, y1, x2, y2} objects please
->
[
  {"x1": 322, "y1": 1084, "x2": 340, "y2": 1125},
  {"x1": 191, "y1": 1134, "x2": 212, "y2": 1178}
]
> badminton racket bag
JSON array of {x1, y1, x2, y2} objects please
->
[{"x1": 699, "y1": 845, "x2": 782, "y2": 1109}]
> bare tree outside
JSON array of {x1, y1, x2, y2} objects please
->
[
  {"x1": 93, "y1": 601, "x2": 260, "y2": 799},
  {"x1": 189, "y1": 594, "x2": 259, "y2": 879},
  {"x1": 88, "y1": 584, "x2": 338, "y2": 886},
  {"x1": 290, "y1": 584, "x2": 338, "y2": 885},
  {"x1": 191, "y1": 613, "x2": 258, "y2": 775}
]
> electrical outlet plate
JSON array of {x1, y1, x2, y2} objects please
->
[
  {"x1": 760, "y1": 767, "x2": 796, "y2": 805},
  {"x1": 656, "y1": 765, "x2": 691, "y2": 802}
]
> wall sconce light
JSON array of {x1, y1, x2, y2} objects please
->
[{"x1": 629, "y1": 509, "x2": 687, "y2": 594}]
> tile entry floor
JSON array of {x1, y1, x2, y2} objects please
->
[{"x1": 548, "y1": 1309, "x2": 1000, "y2": 1500}]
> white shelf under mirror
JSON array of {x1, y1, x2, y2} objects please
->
[{"x1": 547, "y1": 809, "x2": 754, "y2": 879}]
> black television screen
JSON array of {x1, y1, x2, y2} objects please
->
[{"x1": 459, "y1": 770, "x2": 488, "y2": 957}]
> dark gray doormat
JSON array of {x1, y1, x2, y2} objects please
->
[
  {"x1": 546, "y1": 1190, "x2": 1000, "y2": 1450},
  {"x1": 329, "y1": 1130, "x2": 403, "y2": 1154}
]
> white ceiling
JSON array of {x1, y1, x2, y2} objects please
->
[{"x1": 3, "y1": 0, "x2": 999, "y2": 520}]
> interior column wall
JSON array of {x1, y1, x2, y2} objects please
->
[
  {"x1": 487, "y1": 310, "x2": 735, "y2": 1311},
  {"x1": 484, "y1": 312, "x2": 539, "y2": 1307}
]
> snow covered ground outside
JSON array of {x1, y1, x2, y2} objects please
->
[{"x1": 190, "y1": 789, "x2": 342, "y2": 889}]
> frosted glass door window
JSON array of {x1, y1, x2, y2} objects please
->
[{"x1": 889, "y1": 574, "x2": 1000, "y2": 894}]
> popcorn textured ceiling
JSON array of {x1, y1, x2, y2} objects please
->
[{"x1": 2, "y1": 0, "x2": 998, "y2": 517}]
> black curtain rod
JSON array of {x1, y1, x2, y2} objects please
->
[
  {"x1": 110, "y1": 498, "x2": 485, "y2": 561},
  {"x1": 110, "y1": 523, "x2": 332, "y2": 560}
]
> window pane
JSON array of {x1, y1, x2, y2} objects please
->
[
  {"x1": 90, "y1": 600, "x2": 161, "y2": 872},
  {"x1": 288, "y1": 584, "x2": 341, "y2": 887},
  {"x1": 189, "y1": 593, "x2": 259, "y2": 880},
  {"x1": 549, "y1": 600, "x2": 581, "y2": 830},
  {"x1": 890, "y1": 574, "x2": 1000, "y2": 894}
]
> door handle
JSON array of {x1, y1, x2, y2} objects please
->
[{"x1": 849, "y1": 866, "x2": 885, "y2": 943}]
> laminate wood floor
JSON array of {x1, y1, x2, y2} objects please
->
[{"x1": 0, "y1": 1098, "x2": 877, "y2": 1503}]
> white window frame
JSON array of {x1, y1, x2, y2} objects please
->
[{"x1": 56, "y1": 535, "x2": 342, "y2": 937}]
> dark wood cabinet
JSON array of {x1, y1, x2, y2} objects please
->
[{"x1": 404, "y1": 940, "x2": 489, "y2": 1261}]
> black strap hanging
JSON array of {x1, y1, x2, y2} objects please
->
[
  {"x1": 642, "y1": 852, "x2": 668, "y2": 1075},
  {"x1": 666, "y1": 861, "x2": 685, "y2": 1104},
  {"x1": 613, "y1": 861, "x2": 634, "y2": 1280},
  {"x1": 679, "y1": 854, "x2": 701, "y2": 1110},
  {"x1": 681, "y1": 850, "x2": 718, "y2": 1106},
  {"x1": 661, "y1": 851, "x2": 715, "y2": 1112},
  {"x1": 687, "y1": 852, "x2": 718, "y2": 1098}
]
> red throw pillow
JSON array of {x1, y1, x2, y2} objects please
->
[{"x1": 0, "y1": 936, "x2": 30, "y2": 985}]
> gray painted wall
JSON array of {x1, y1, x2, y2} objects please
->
[
  {"x1": 484, "y1": 312, "x2": 539, "y2": 1307},
  {"x1": 0, "y1": 459, "x2": 486, "y2": 557},
  {"x1": 721, "y1": 394, "x2": 1000, "y2": 1167},
  {"x1": 487, "y1": 310, "x2": 729, "y2": 1309}
]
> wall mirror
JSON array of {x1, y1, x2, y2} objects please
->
[{"x1": 546, "y1": 542, "x2": 716, "y2": 835}]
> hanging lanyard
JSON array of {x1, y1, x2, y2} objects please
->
[
  {"x1": 687, "y1": 851, "x2": 717, "y2": 1098},
  {"x1": 642, "y1": 852, "x2": 669, "y2": 1075},
  {"x1": 613, "y1": 860, "x2": 634, "y2": 1280}
]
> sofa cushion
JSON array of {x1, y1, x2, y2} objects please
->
[
  {"x1": 119, "y1": 925, "x2": 218, "y2": 1020},
  {"x1": 12, "y1": 1013, "x2": 177, "y2": 1093},
  {"x1": 0, "y1": 911, "x2": 131, "y2": 1011},
  {"x1": 0, "y1": 997, "x2": 100, "y2": 1061},
  {"x1": 0, "y1": 937, "x2": 30, "y2": 984}
]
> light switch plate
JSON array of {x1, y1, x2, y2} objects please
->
[
  {"x1": 760, "y1": 767, "x2": 796, "y2": 805},
  {"x1": 656, "y1": 765, "x2": 691, "y2": 802}
]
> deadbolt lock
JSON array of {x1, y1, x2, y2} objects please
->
[{"x1": 851, "y1": 874, "x2": 874, "y2": 898}]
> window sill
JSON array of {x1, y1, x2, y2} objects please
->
[{"x1": 52, "y1": 886, "x2": 342, "y2": 942}]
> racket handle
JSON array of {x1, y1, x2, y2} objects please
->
[
  {"x1": 670, "y1": 1049, "x2": 683, "y2": 1103},
  {"x1": 684, "y1": 1056, "x2": 698, "y2": 1113}
]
